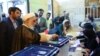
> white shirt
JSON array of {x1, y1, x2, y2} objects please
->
[
  {"x1": 38, "y1": 18, "x2": 41, "y2": 24},
  {"x1": 10, "y1": 18, "x2": 18, "y2": 29}
]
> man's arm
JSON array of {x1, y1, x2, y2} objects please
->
[{"x1": 39, "y1": 33, "x2": 58, "y2": 42}]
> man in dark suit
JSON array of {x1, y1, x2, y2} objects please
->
[{"x1": 0, "y1": 7, "x2": 22, "y2": 56}]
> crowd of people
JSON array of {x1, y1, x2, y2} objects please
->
[
  {"x1": 0, "y1": 6, "x2": 99, "y2": 56},
  {"x1": 0, "y1": 7, "x2": 70, "y2": 56},
  {"x1": 77, "y1": 22, "x2": 100, "y2": 56}
]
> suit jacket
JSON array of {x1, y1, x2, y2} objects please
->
[
  {"x1": 0, "y1": 17, "x2": 20, "y2": 56},
  {"x1": 0, "y1": 18, "x2": 15, "y2": 56},
  {"x1": 38, "y1": 17, "x2": 47, "y2": 32},
  {"x1": 11, "y1": 25, "x2": 40, "y2": 53}
]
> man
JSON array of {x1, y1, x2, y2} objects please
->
[
  {"x1": 48, "y1": 17, "x2": 63, "y2": 35},
  {"x1": 11, "y1": 13, "x2": 58, "y2": 53},
  {"x1": 1, "y1": 13, "x2": 6, "y2": 22},
  {"x1": 88, "y1": 15, "x2": 96, "y2": 30},
  {"x1": 37, "y1": 9, "x2": 47, "y2": 32},
  {"x1": 62, "y1": 19, "x2": 70, "y2": 36},
  {"x1": 0, "y1": 7, "x2": 22, "y2": 56},
  {"x1": 46, "y1": 12, "x2": 52, "y2": 30}
]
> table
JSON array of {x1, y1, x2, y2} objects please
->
[
  {"x1": 57, "y1": 39, "x2": 85, "y2": 56},
  {"x1": 57, "y1": 43, "x2": 70, "y2": 56}
]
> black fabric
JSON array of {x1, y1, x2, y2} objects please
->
[
  {"x1": 16, "y1": 18, "x2": 23, "y2": 26},
  {"x1": 0, "y1": 17, "x2": 16, "y2": 56},
  {"x1": 0, "y1": 17, "x2": 21, "y2": 56},
  {"x1": 91, "y1": 48, "x2": 100, "y2": 56},
  {"x1": 83, "y1": 23, "x2": 93, "y2": 30},
  {"x1": 91, "y1": 31, "x2": 100, "y2": 56}
]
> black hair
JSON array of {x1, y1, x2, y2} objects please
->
[
  {"x1": 83, "y1": 23, "x2": 95, "y2": 39},
  {"x1": 83, "y1": 23, "x2": 93, "y2": 30},
  {"x1": 88, "y1": 16, "x2": 94, "y2": 22},
  {"x1": 8, "y1": 7, "x2": 21, "y2": 15},
  {"x1": 38, "y1": 9, "x2": 44, "y2": 12},
  {"x1": 47, "y1": 12, "x2": 51, "y2": 15}
]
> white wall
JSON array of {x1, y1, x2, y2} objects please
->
[
  {"x1": 56, "y1": 0, "x2": 85, "y2": 28},
  {"x1": 0, "y1": 0, "x2": 8, "y2": 15},
  {"x1": 0, "y1": 0, "x2": 27, "y2": 16},
  {"x1": 16, "y1": 1, "x2": 27, "y2": 16}
]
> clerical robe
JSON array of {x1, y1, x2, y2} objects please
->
[{"x1": 11, "y1": 25, "x2": 40, "y2": 53}]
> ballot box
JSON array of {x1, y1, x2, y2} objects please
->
[
  {"x1": 41, "y1": 36, "x2": 71, "y2": 47},
  {"x1": 10, "y1": 45, "x2": 59, "y2": 56}
]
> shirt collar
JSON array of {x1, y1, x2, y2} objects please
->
[{"x1": 10, "y1": 18, "x2": 16, "y2": 23}]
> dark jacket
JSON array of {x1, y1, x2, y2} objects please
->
[
  {"x1": 0, "y1": 18, "x2": 15, "y2": 56},
  {"x1": 91, "y1": 48, "x2": 100, "y2": 56},
  {"x1": 0, "y1": 17, "x2": 20, "y2": 56},
  {"x1": 91, "y1": 31, "x2": 100, "y2": 56}
]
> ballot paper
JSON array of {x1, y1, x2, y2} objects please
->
[
  {"x1": 69, "y1": 47, "x2": 76, "y2": 52},
  {"x1": 71, "y1": 39, "x2": 80, "y2": 47}
]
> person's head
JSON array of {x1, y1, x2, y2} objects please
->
[
  {"x1": 8, "y1": 7, "x2": 21, "y2": 20},
  {"x1": 63, "y1": 19, "x2": 70, "y2": 28},
  {"x1": 22, "y1": 13, "x2": 37, "y2": 27},
  {"x1": 46, "y1": 12, "x2": 51, "y2": 19},
  {"x1": 83, "y1": 23, "x2": 93, "y2": 30},
  {"x1": 38, "y1": 9, "x2": 44, "y2": 17},
  {"x1": 82, "y1": 23, "x2": 96, "y2": 38},
  {"x1": 2, "y1": 13, "x2": 6, "y2": 17},
  {"x1": 88, "y1": 15, "x2": 94, "y2": 22}
]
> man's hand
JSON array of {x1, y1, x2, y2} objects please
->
[
  {"x1": 51, "y1": 34, "x2": 59, "y2": 41},
  {"x1": 85, "y1": 48, "x2": 90, "y2": 53},
  {"x1": 84, "y1": 48, "x2": 90, "y2": 56}
]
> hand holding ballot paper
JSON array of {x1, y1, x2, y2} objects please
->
[{"x1": 40, "y1": 33, "x2": 59, "y2": 42}]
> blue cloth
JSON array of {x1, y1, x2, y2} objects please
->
[{"x1": 48, "y1": 24, "x2": 63, "y2": 36}]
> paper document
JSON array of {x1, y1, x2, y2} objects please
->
[{"x1": 71, "y1": 39, "x2": 80, "y2": 47}]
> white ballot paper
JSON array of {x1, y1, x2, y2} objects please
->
[{"x1": 71, "y1": 39, "x2": 80, "y2": 47}]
